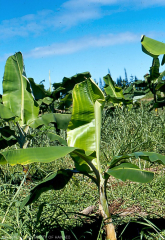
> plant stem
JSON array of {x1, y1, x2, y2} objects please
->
[{"x1": 99, "y1": 177, "x2": 117, "y2": 240}]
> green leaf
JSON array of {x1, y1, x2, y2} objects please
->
[
  {"x1": 29, "y1": 113, "x2": 57, "y2": 128},
  {"x1": 47, "y1": 132, "x2": 67, "y2": 146},
  {"x1": 141, "y1": 35, "x2": 165, "y2": 59},
  {"x1": 52, "y1": 86, "x2": 65, "y2": 100},
  {"x1": 103, "y1": 74, "x2": 132, "y2": 105},
  {"x1": 0, "y1": 126, "x2": 17, "y2": 139},
  {"x1": 67, "y1": 78, "x2": 105, "y2": 172},
  {"x1": 42, "y1": 97, "x2": 53, "y2": 105},
  {"x1": 0, "y1": 146, "x2": 77, "y2": 165},
  {"x1": 110, "y1": 151, "x2": 165, "y2": 168},
  {"x1": 103, "y1": 74, "x2": 124, "y2": 100},
  {"x1": 54, "y1": 113, "x2": 71, "y2": 130},
  {"x1": 123, "y1": 84, "x2": 133, "y2": 94},
  {"x1": 28, "y1": 78, "x2": 47, "y2": 100},
  {"x1": 105, "y1": 163, "x2": 154, "y2": 183},
  {"x1": 57, "y1": 93, "x2": 72, "y2": 110},
  {"x1": 134, "y1": 80, "x2": 148, "y2": 87},
  {"x1": 70, "y1": 149, "x2": 96, "y2": 173},
  {"x1": 149, "y1": 58, "x2": 160, "y2": 80},
  {"x1": 155, "y1": 71, "x2": 165, "y2": 91},
  {"x1": 0, "y1": 146, "x2": 96, "y2": 169},
  {"x1": 53, "y1": 72, "x2": 91, "y2": 95},
  {"x1": 2, "y1": 52, "x2": 39, "y2": 126},
  {"x1": 20, "y1": 169, "x2": 73, "y2": 208},
  {"x1": 0, "y1": 104, "x2": 16, "y2": 120}
]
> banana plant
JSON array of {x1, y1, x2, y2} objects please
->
[
  {"x1": 123, "y1": 80, "x2": 150, "y2": 104},
  {"x1": 1, "y1": 77, "x2": 164, "y2": 239},
  {"x1": 52, "y1": 72, "x2": 91, "y2": 112},
  {"x1": 0, "y1": 52, "x2": 72, "y2": 180},
  {"x1": 2, "y1": 52, "x2": 40, "y2": 149},
  {"x1": 0, "y1": 52, "x2": 71, "y2": 150},
  {"x1": 104, "y1": 74, "x2": 149, "y2": 108},
  {"x1": 103, "y1": 74, "x2": 132, "y2": 105},
  {"x1": 141, "y1": 35, "x2": 165, "y2": 109}
]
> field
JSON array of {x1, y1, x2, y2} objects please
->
[{"x1": 0, "y1": 104, "x2": 165, "y2": 240}]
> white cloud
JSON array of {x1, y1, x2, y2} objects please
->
[
  {"x1": 0, "y1": 6, "x2": 101, "y2": 39},
  {"x1": 0, "y1": 0, "x2": 165, "y2": 40},
  {"x1": 24, "y1": 32, "x2": 139, "y2": 58},
  {"x1": 0, "y1": 10, "x2": 53, "y2": 39}
]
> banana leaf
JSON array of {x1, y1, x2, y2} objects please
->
[
  {"x1": 20, "y1": 169, "x2": 73, "y2": 208},
  {"x1": 110, "y1": 151, "x2": 165, "y2": 168},
  {"x1": 67, "y1": 78, "x2": 105, "y2": 172},
  {"x1": 155, "y1": 71, "x2": 165, "y2": 92},
  {"x1": 0, "y1": 104, "x2": 16, "y2": 120},
  {"x1": 0, "y1": 78, "x2": 102, "y2": 175},
  {"x1": 149, "y1": 58, "x2": 160, "y2": 80},
  {"x1": 0, "y1": 146, "x2": 76, "y2": 165},
  {"x1": 2, "y1": 52, "x2": 39, "y2": 126},
  {"x1": 47, "y1": 132, "x2": 67, "y2": 146},
  {"x1": 52, "y1": 87, "x2": 65, "y2": 100},
  {"x1": 28, "y1": 112, "x2": 71, "y2": 130},
  {"x1": 104, "y1": 74, "x2": 124, "y2": 99},
  {"x1": 29, "y1": 113, "x2": 57, "y2": 129},
  {"x1": 0, "y1": 126, "x2": 17, "y2": 150},
  {"x1": 42, "y1": 97, "x2": 53, "y2": 105},
  {"x1": 141, "y1": 35, "x2": 165, "y2": 65},
  {"x1": 104, "y1": 74, "x2": 132, "y2": 105},
  {"x1": 28, "y1": 78, "x2": 48, "y2": 100},
  {"x1": 0, "y1": 146, "x2": 96, "y2": 169},
  {"x1": 105, "y1": 163, "x2": 154, "y2": 183},
  {"x1": 54, "y1": 113, "x2": 71, "y2": 130},
  {"x1": 53, "y1": 72, "x2": 91, "y2": 95},
  {"x1": 57, "y1": 93, "x2": 72, "y2": 110}
]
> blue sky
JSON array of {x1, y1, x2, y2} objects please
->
[{"x1": 1, "y1": 0, "x2": 165, "y2": 94}]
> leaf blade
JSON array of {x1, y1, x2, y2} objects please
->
[
  {"x1": 106, "y1": 163, "x2": 154, "y2": 183},
  {"x1": 2, "y1": 52, "x2": 39, "y2": 126}
]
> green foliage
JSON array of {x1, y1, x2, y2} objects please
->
[
  {"x1": 141, "y1": 35, "x2": 165, "y2": 109},
  {"x1": 0, "y1": 126, "x2": 17, "y2": 150},
  {"x1": 0, "y1": 106, "x2": 165, "y2": 239},
  {"x1": 141, "y1": 35, "x2": 165, "y2": 62},
  {"x1": 21, "y1": 169, "x2": 73, "y2": 207},
  {"x1": 1, "y1": 38, "x2": 165, "y2": 239},
  {"x1": 2, "y1": 52, "x2": 39, "y2": 126},
  {"x1": 103, "y1": 74, "x2": 133, "y2": 106},
  {"x1": 52, "y1": 72, "x2": 91, "y2": 111}
]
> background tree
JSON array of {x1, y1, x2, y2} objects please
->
[{"x1": 124, "y1": 68, "x2": 129, "y2": 86}]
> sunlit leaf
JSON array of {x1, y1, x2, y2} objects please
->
[
  {"x1": 105, "y1": 163, "x2": 154, "y2": 183},
  {"x1": 2, "y1": 52, "x2": 39, "y2": 126},
  {"x1": 0, "y1": 146, "x2": 76, "y2": 165},
  {"x1": 67, "y1": 78, "x2": 105, "y2": 171},
  {"x1": 141, "y1": 35, "x2": 165, "y2": 60}
]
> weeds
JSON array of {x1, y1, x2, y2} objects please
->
[{"x1": 0, "y1": 105, "x2": 165, "y2": 239}]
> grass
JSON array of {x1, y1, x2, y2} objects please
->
[{"x1": 0, "y1": 105, "x2": 165, "y2": 239}]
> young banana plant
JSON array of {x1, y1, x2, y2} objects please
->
[
  {"x1": 1, "y1": 52, "x2": 71, "y2": 179},
  {"x1": 141, "y1": 35, "x2": 165, "y2": 109},
  {"x1": 1, "y1": 51, "x2": 71, "y2": 148},
  {"x1": 1, "y1": 76, "x2": 163, "y2": 239}
]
